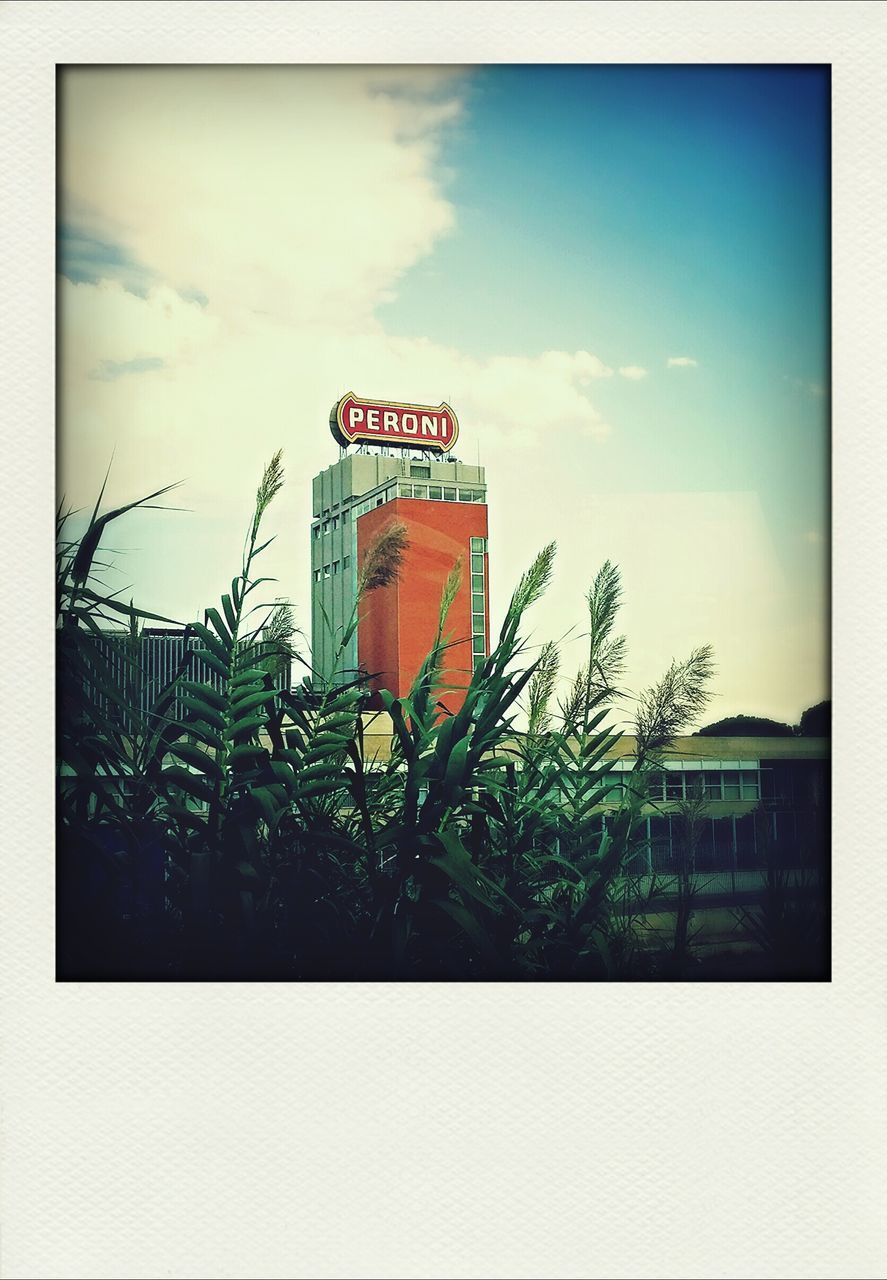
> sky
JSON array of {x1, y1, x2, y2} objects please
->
[{"x1": 58, "y1": 65, "x2": 829, "y2": 727}]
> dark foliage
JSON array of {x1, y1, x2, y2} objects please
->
[
  {"x1": 695, "y1": 715, "x2": 795, "y2": 738},
  {"x1": 56, "y1": 457, "x2": 826, "y2": 981},
  {"x1": 797, "y1": 700, "x2": 831, "y2": 737}
]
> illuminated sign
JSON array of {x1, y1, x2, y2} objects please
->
[{"x1": 330, "y1": 393, "x2": 459, "y2": 453}]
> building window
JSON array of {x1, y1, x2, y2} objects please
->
[
  {"x1": 410, "y1": 463, "x2": 431, "y2": 478},
  {"x1": 428, "y1": 485, "x2": 442, "y2": 500},
  {"x1": 722, "y1": 770, "x2": 741, "y2": 800},
  {"x1": 331, "y1": 515, "x2": 339, "y2": 530},
  {"x1": 703, "y1": 770, "x2": 723, "y2": 800},
  {"x1": 332, "y1": 560, "x2": 340, "y2": 575},
  {"x1": 321, "y1": 521, "x2": 329, "y2": 534},
  {"x1": 470, "y1": 536, "x2": 486, "y2": 553},
  {"x1": 741, "y1": 772, "x2": 760, "y2": 801},
  {"x1": 399, "y1": 484, "x2": 412, "y2": 498},
  {"x1": 343, "y1": 555, "x2": 350, "y2": 570},
  {"x1": 443, "y1": 487, "x2": 456, "y2": 501},
  {"x1": 683, "y1": 773, "x2": 704, "y2": 801},
  {"x1": 412, "y1": 484, "x2": 427, "y2": 498},
  {"x1": 665, "y1": 772, "x2": 683, "y2": 801},
  {"x1": 458, "y1": 489, "x2": 474, "y2": 502},
  {"x1": 342, "y1": 508, "x2": 350, "y2": 523},
  {"x1": 323, "y1": 564, "x2": 331, "y2": 578},
  {"x1": 469, "y1": 532, "x2": 487, "y2": 663},
  {"x1": 646, "y1": 772, "x2": 666, "y2": 802},
  {"x1": 312, "y1": 524, "x2": 320, "y2": 540},
  {"x1": 605, "y1": 773, "x2": 624, "y2": 800},
  {"x1": 313, "y1": 569, "x2": 321, "y2": 582}
]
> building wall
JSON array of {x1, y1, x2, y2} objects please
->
[
  {"x1": 85, "y1": 628, "x2": 292, "y2": 729},
  {"x1": 355, "y1": 496, "x2": 489, "y2": 713}
]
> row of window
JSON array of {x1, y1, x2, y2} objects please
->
[
  {"x1": 317, "y1": 481, "x2": 488, "y2": 531},
  {"x1": 470, "y1": 536, "x2": 487, "y2": 670},
  {"x1": 397, "y1": 482, "x2": 485, "y2": 503},
  {"x1": 606, "y1": 769, "x2": 762, "y2": 803},
  {"x1": 313, "y1": 556, "x2": 352, "y2": 582},
  {"x1": 351, "y1": 490, "x2": 392, "y2": 520},
  {"x1": 313, "y1": 509, "x2": 350, "y2": 538}
]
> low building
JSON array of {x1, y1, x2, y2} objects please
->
[{"x1": 356, "y1": 716, "x2": 829, "y2": 888}]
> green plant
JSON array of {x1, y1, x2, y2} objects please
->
[{"x1": 58, "y1": 458, "x2": 720, "y2": 980}]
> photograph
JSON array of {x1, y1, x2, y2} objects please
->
[{"x1": 56, "y1": 63, "x2": 830, "y2": 981}]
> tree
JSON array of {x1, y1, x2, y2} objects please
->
[
  {"x1": 695, "y1": 715, "x2": 794, "y2": 738},
  {"x1": 797, "y1": 700, "x2": 830, "y2": 737}
]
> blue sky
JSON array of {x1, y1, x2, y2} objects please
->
[
  {"x1": 387, "y1": 65, "x2": 829, "y2": 550},
  {"x1": 58, "y1": 65, "x2": 829, "y2": 723}
]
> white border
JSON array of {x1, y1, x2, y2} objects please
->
[{"x1": 2, "y1": 3, "x2": 885, "y2": 1278}]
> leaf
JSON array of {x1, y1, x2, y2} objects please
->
[
  {"x1": 443, "y1": 736, "x2": 471, "y2": 794},
  {"x1": 250, "y1": 786, "x2": 283, "y2": 828},
  {"x1": 226, "y1": 712, "x2": 267, "y2": 740},
  {"x1": 221, "y1": 593, "x2": 238, "y2": 637},
  {"x1": 72, "y1": 587, "x2": 181, "y2": 627},
  {"x1": 230, "y1": 688, "x2": 277, "y2": 719},
  {"x1": 206, "y1": 607, "x2": 233, "y2": 647},
  {"x1": 177, "y1": 719, "x2": 225, "y2": 752},
  {"x1": 428, "y1": 830, "x2": 500, "y2": 912},
  {"x1": 162, "y1": 765, "x2": 215, "y2": 806},
  {"x1": 231, "y1": 668, "x2": 267, "y2": 687},
  {"x1": 164, "y1": 804, "x2": 208, "y2": 832},
  {"x1": 70, "y1": 480, "x2": 182, "y2": 586},
  {"x1": 180, "y1": 696, "x2": 226, "y2": 732},
  {"x1": 192, "y1": 647, "x2": 230, "y2": 681},
  {"x1": 296, "y1": 779, "x2": 343, "y2": 800},
  {"x1": 188, "y1": 622, "x2": 230, "y2": 667},
  {"x1": 178, "y1": 679, "x2": 226, "y2": 711},
  {"x1": 268, "y1": 760, "x2": 297, "y2": 790},
  {"x1": 229, "y1": 743, "x2": 268, "y2": 769},
  {"x1": 167, "y1": 741, "x2": 223, "y2": 780}
]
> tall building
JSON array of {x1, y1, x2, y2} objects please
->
[{"x1": 311, "y1": 396, "x2": 488, "y2": 711}]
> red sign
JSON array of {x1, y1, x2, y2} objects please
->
[{"x1": 330, "y1": 393, "x2": 459, "y2": 453}]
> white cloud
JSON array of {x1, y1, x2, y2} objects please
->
[
  {"x1": 618, "y1": 365, "x2": 647, "y2": 380},
  {"x1": 60, "y1": 67, "x2": 464, "y2": 331},
  {"x1": 58, "y1": 68, "x2": 622, "y2": 522},
  {"x1": 667, "y1": 356, "x2": 698, "y2": 368}
]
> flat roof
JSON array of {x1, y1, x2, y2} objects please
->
[{"x1": 353, "y1": 713, "x2": 829, "y2": 765}]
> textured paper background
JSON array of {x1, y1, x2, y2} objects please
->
[{"x1": 1, "y1": 3, "x2": 885, "y2": 1277}]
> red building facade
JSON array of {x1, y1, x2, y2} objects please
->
[{"x1": 356, "y1": 495, "x2": 489, "y2": 712}]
